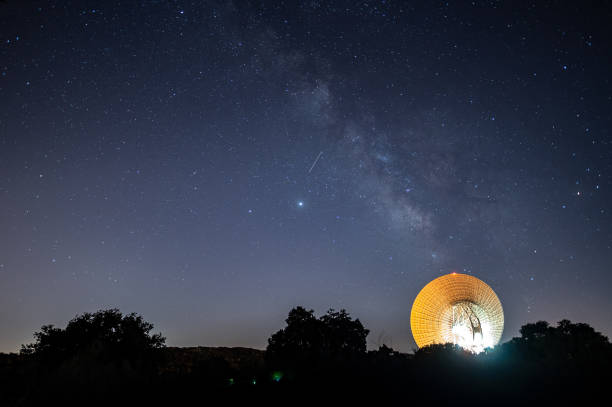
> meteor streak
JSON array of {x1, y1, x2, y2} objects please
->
[{"x1": 308, "y1": 151, "x2": 323, "y2": 174}]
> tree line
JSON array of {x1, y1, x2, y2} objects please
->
[{"x1": 0, "y1": 306, "x2": 610, "y2": 405}]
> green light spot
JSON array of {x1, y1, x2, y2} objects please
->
[{"x1": 272, "y1": 371, "x2": 283, "y2": 382}]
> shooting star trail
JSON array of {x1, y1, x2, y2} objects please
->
[{"x1": 308, "y1": 151, "x2": 323, "y2": 174}]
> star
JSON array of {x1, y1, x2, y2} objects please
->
[{"x1": 0, "y1": 0, "x2": 610, "y2": 357}]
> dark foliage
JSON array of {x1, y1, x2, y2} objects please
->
[
  {"x1": 266, "y1": 306, "x2": 369, "y2": 372},
  {"x1": 21, "y1": 308, "x2": 165, "y2": 363},
  {"x1": 1, "y1": 308, "x2": 611, "y2": 406},
  {"x1": 13, "y1": 309, "x2": 165, "y2": 405},
  {"x1": 508, "y1": 319, "x2": 611, "y2": 365}
]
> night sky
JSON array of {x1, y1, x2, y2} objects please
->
[{"x1": 1, "y1": 1, "x2": 612, "y2": 353}]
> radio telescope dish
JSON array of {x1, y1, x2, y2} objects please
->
[{"x1": 410, "y1": 273, "x2": 504, "y2": 353}]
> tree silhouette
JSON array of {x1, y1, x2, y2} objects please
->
[
  {"x1": 13, "y1": 309, "x2": 166, "y2": 404},
  {"x1": 505, "y1": 319, "x2": 612, "y2": 367},
  {"x1": 2, "y1": 307, "x2": 611, "y2": 405},
  {"x1": 266, "y1": 306, "x2": 369, "y2": 369},
  {"x1": 21, "y1": 308, "x2": 165, "y2": 365},
  {"x1": 519, "y1": 320, "x2": 552, "y2": 340},
  {"x1": 320, "y1": 309, "x2": 369, "y2": 355}
]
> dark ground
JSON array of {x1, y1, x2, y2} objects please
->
[
  {"x1": 1, "y1": 343, "x2": 609, "y2": 406},
  {"x1": 2, "y1": 309, "x2": 609, "y2": 406}
]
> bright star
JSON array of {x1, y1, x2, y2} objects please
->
[{"x1": 297, "y1": 201, "x2": 304, "y2": 207}]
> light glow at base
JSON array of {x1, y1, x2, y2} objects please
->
[
  {"x1": 444, "y1": 302, "x2": 495, "y2": 353},
  {"x1": 410, "y1": 273, "x2": 504, "y2": 353}
]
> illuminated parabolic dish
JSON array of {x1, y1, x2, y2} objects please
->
[{"x1": 410, "y1": 273, "x2": 504, "y2": 353}]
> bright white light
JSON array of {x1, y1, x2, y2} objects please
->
[
  {"x1": 446, "y1": 302, "x2": 495, "y2": 353},
  {"x1": 297, "y1": 201, "x2": 304, "y2": 207}
]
